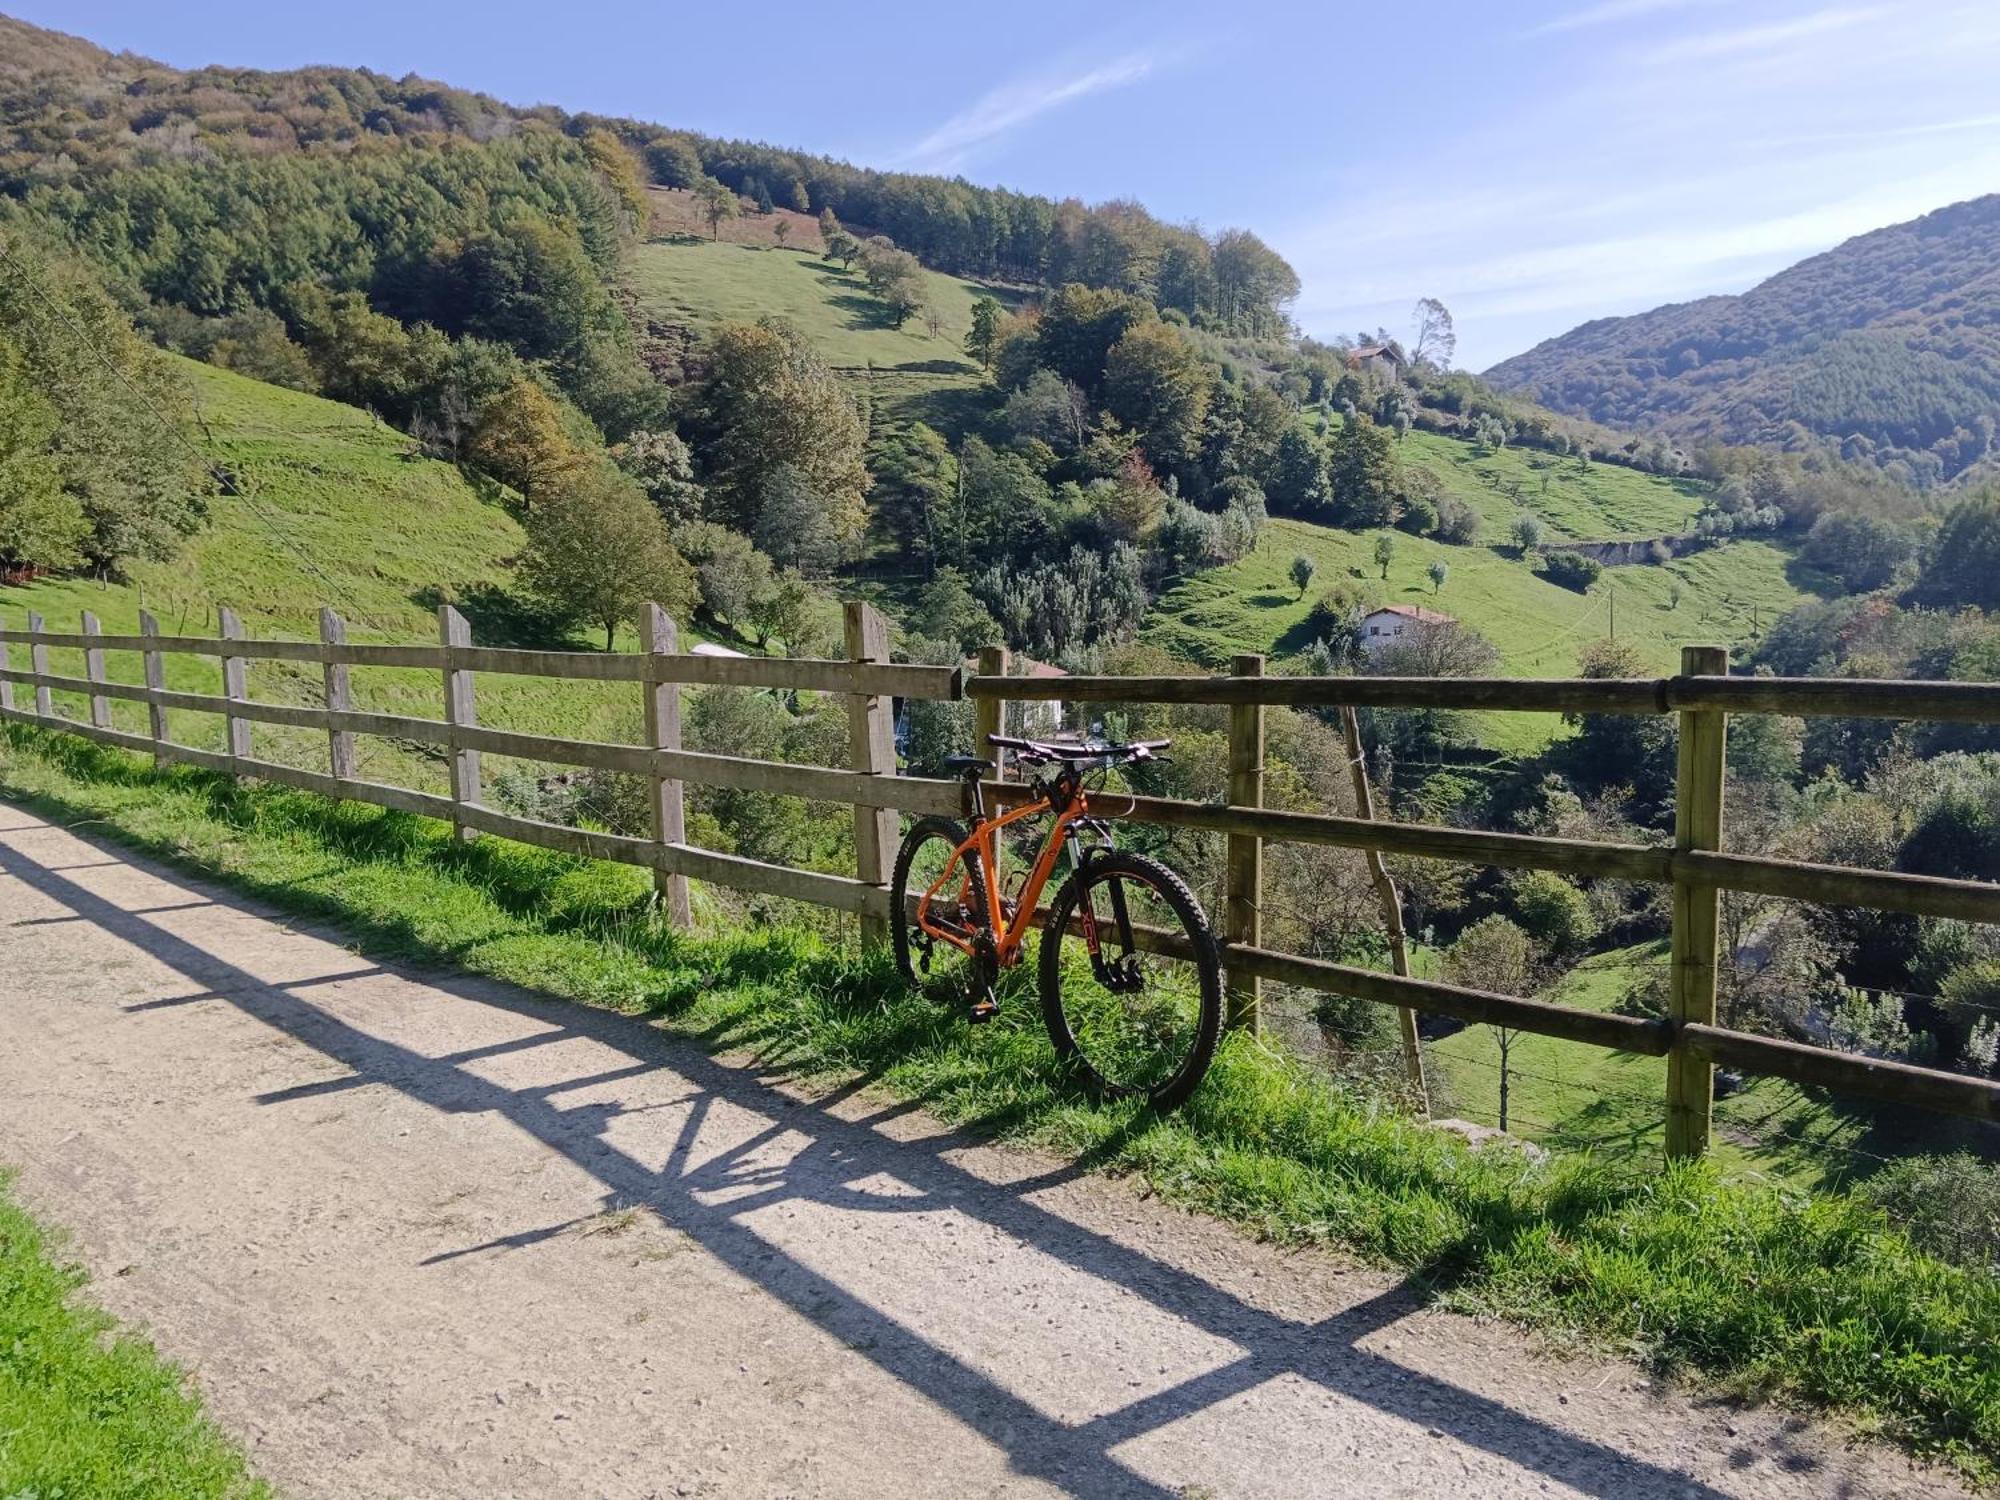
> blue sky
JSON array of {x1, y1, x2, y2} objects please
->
[{"x1": 22, "y1": 0, "x2": 2000, "y2": 368}]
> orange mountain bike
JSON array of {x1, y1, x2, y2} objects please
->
[{"x1": 891, "y1": 734, "x2": 1223, "y2": 1112}]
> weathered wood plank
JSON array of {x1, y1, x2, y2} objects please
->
[
  {"x1": 642, "y1": 604, "x2": 691, "y2": 927},
  {"x1": 1679, "y1": 1024, "x2": 2000, "y2": 1122},
  {"x1": 440, "y1": 605, "x2": 479, "y2": 844},
  {"x1": 968, "y1": 672, "x2": 1668, "y2": 715},
  {"x1": 138, "y1": 611, "x2": 169, "y2": 761},
  {"x1": 1678, "y1": 850, "x2": 2000, "y2": 925},
  {"x1": 26, "y1": 612, "x2": 51, "y2": 718},
  {"x1": 79, "y1": 612, "x2": 111, "y2": 730},
  {"x1": 846, "y1": 601, "x2": 899, "y2": 949},
  {"x1": 217, "y1": 606, "x2": 252, "y2": 779},
  {"x1": 1229, "y1": 944, "x2": 1675, "y2": 1056},
  {"x1": 320, "y1": 608, "x2": 357, "y2": 784}
]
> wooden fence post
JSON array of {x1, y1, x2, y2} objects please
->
[
  {"x1": 138, "y1": 610, "x2": 170, "y2": 764},
  {"x1": 1223, "y1": 653, "x2": 1264, "y2": 1033},
  {"x1": 319, "y1": 607, "x2": 356, "y2": 785},
  {"x1": 26, "y1": 611, "x2": 52, "y2": 718},
  {"x1": 0, "y1": 625, "x2": 10, "y2": 715},
  {"x1": 1340, "y1": 705, "x2": 1429, "y2": 1113},
  {"x1": 440, "y1": 604, "x2": 479, "y2": 842},
  {"x1": 1667, "y1": 643, "x2": 1730, "y2": 1160},
  {"x1": 975, "y1": 644, "x2": 1008, "y2": 776},
  {"x1": 845, "y1": 600, "x2": 898, "y2": 950},
  {"x1": 79, "y1": 612, "x2": 112, "y2": 730},
  {"x1": 217, "y1": 605, "x2": 251, "y2": 779},
  {"x1": 641, "y1": 602, "x2": 692, "y2": 928}
]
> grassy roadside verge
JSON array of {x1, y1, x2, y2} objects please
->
[
  {"x1": 4, "y1": 724, "x2": 1997, "y2": 1481},
  {"x1": 0, "y1": 1173, "x2": 268, "y2": 1499}
]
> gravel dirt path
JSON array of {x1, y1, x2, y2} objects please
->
[{"x1": 0, "y1": 800, "x2": 1974, "y2": 1500}]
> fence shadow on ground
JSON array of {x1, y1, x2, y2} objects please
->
[{"x1": 0, "y1": 798, "x2": 1825, "y2": 1500}]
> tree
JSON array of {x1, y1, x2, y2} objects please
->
[
  {"x1": 823, "y1": 229, "x2": 860, "y2": 269},
  {"x1": 1001, "y1": 370, "x2": 1088, "y2": 455},
  {"x1": 772, "y1": 220, "x2": 791, "y2": 248},
  {"x1": 1289, "y1": 554, "x2": 1317, "y2": 597},
  {"x1": 1802, "y1": 511, "x2": 1915, "y2": 592},
  {"x1": 1427, "y1": 559, "x2": 1449, "y2": 594},
  {"x1": 1409, "y1": 297, "x2": 1456, "y2": 370},
  {"x1": 1327, "y1": 415, "x2": 1398, "y2": 527},
  {"x1": 1917, "y1": 492, "x2": 2000, "y2": 611},
  {"x1": 858, "y1": 239, "x2": 927, "y2": 325},
  {"x1": 1268, "y1": 429, "x2": 1330, "y2": 516},
  {"x1": 614, "y1": 428, "x2": 705, "y2": 527},
  {"x1": 644, "y1": 134, "x2": 703, "y2": 189},
  {"x1": 910, "y1": 567, "x2": 1001, "y2": 652},
  {"x1": 685, "y1": 319, "x2": 871, "y2": 556},
  {"x1": 1510, "y1": 514, "x2": 1545, "y2": 555},
  {"x1": 870, "y1": 422, "x2": 958, "y2": 574},
  {"x1": 966, "y1": 295, "x2": 1003, "y2": 370},
  {"x1": 679, "y1": 522, "x2": 773, "y2": 629},
  {"x1": 694, "y1": 176, "x2": 738, "y2": 240},
  {"x1": 753, "y1": 463, "x2": 846, "y2": 575},
  {"x1": 1506, "y1": 870, "x2": 1598, "y2": 956},
  {"x1": 0, "y1": 231, "x2": 207, "y2": 572},
  {"x1": 1102, "y1": 320, "x2": 1211, "y2": 478},
  {"x1": 748, "y1": 569, "x2": 817, "y2": 651},
  {"x1": 520, "y1": 464, "x2": 696, "y2": 648},
  {"x1": 1435, "y1": 496, "x2": 1479, "y2": 545},
  {"x1": 1444, "y1": 915, "x2": 1541, "y2": 1132},
  {"x1": 467, "y1": 379, "x2": 586, "y2": 504},
  {"x1": 1372, "y1": 533, "x2": 1396, "y2": 579},
  {"x1": 581, "y1": 127, "x2": 648, "y2": 226}
]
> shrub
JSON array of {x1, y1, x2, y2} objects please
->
[
  {"x1": 1540, "y1": 550, "x2": 1601, "y2": 592},
  {"x1": 1505, "y1": 869, "x2": 1598, "y2": 955},
  {"x1": 1434, "y1": 497, "x2": 1480, "y2": 545},
  {"x1": 1861, "y1": 1153, "x2": 2000, "y2": 1274}
]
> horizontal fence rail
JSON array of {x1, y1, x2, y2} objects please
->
[{"x1": 3, "y1": 604, "x2": 1998, "y2": 1152}]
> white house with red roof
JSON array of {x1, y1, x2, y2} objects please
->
[{"x1": 1360, "y1": 603, "x2": 1454, "y2": 654}]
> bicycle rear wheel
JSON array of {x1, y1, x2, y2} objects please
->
[
  {"x1": 891, "y1": 816, "x2": 992, "y2": 1007},
  {"x1": 1037, "y1": 850, "x2": 1222, "y2": 1111}
]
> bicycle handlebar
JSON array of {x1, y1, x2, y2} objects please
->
[{"x1": 986, "y1": 734, "x2": 1170, "y2": 765}]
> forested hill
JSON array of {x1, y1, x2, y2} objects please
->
[
  {"x1": 1484, "y1": 195, "x2": 2000, "y2": 489},
  {"x1": 0, "y1": 13, "x2": 1296, "y2": 331}
]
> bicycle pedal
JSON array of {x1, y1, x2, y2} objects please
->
[{"x1": 967, "y1": 998, "x2": 998, "y2": 1024}]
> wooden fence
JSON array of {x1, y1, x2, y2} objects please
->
[{"x1": 4, "y1": 600, "x2": 1999, "y2": 1159}]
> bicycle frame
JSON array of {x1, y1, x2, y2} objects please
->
[{"x1": 915, "y1": 789, "x2": 1097, "y2": 969}]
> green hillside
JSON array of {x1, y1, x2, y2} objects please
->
[
  {"x1": 1399, "y1": 428, "x2": 1706, "y2": 541},
  {"x1": 1145, "y1": 517, "x2": 1812, "y2": 750},
  {"x1": 0, "y1": 359, "x2": 662, "y2": 791},
  {"x1": 631, "y1": 239, "x2": 1012, "y2": 373}
]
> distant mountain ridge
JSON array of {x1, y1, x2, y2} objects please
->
[{"x1": 1484, "y1": 195, "x2": 2000, "y2": 488}]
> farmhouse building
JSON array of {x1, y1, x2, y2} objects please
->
[
  {"x1": 1346, "y1": 343, "x2": 1406, "y2": 382},
  {"x1": 1360, "y1": 603, "x2": 1454, "y2": 653}
]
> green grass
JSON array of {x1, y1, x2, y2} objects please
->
[
  {"x1": 0, "y1": 358, "x2": 714, "y2": 794},
  {"x1": 0, "y1": 1172, "x2": 267, "y2": 1499},
  {"x1": 1145, "y1": 518, "x2": 1816, "y2": 752},
  {"x1": 1425, "y1": 942, "x2": 1977, "y2": 1195},
  {"x1": 630, "y1": 239, "x2": 1014, "y2": 374},
  {"x1": 5, "y1": 723, "x2": 1998, "y2": 1482},
  {"x1": 1399, "y1": 429, "x2": 1709, "y2": 542}
]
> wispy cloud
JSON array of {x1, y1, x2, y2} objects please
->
[
  {"x1": 1644, "y1": 5, "x2": 1884, "y2": 64},
  {"x1": 1528, "y1": 0, "x2": 1727, "y2": 37},
  {"x1": 899, "y1": 50, "x2": 1160, "y2": 172}
]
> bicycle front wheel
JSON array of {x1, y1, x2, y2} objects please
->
[
  {"x1": 891, "y1": 816, "x2": 991, "y2": 1006},
  {"x1": 1038, "y1": 851, "x2": 1222, "y2": 1111}
]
